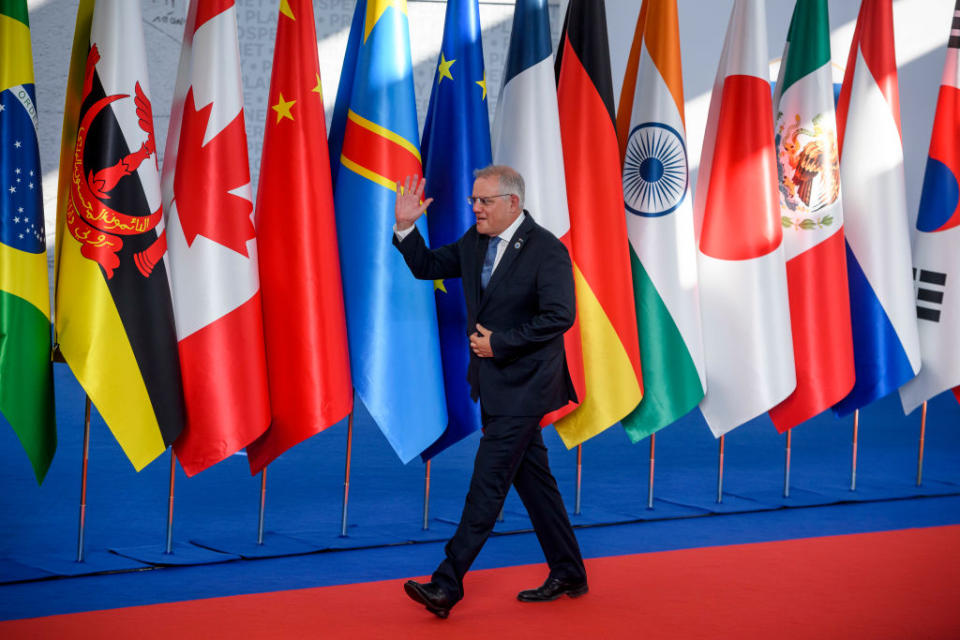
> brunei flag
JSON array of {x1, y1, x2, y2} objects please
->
[
  {"x1": 55, "y1": 0, "x2": 185, "y2": 471},
  {"x1": 769, "y1": 0, "x2": 855, "y2": 431},
  {"x1": 246, "y1": 0, "x2": 352, "y2": 473},
  {"x1": 0, "y1": 0, "x2": 56, "y2": 483},
  {"x1": 162, "y1": 0, "x2": 270, "y2": 476},
  {"x1": 694, "y1": 0, "x2": 796, "y2": 437},
  {"x1": 329, "y1": 0, "x2": 447, "y2": 463},
  {"x1": 554, "y1": 0, "x2": 643, "y2": 448},
  {"x1": 900, "y1": 2, "x2": 960, "y2": 414},
  {"x1": 834, "y1": 0, "x2": 921, "y2": 415},
  {"x1": 616, "y1": 0, "x2": 705, "y2": 443}
]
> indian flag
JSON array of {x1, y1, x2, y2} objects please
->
[
  {"x1": 768, "y1": 0, "x2": 855, "y2": 431},
  {"x1": 615, "y1": 0, "x2": 705, "y2": 443}
]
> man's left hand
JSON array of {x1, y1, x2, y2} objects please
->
[{"x1": 471, "y1": 324, "x2": 493, "y2": 358}]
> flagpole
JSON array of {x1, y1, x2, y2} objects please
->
[
  {"x1": 574, "y1": 444, "x2": 583, "y2": 515},
  {"x1": 647, "y1": 434, "x2": 655, "y2": 509},
  {"x1": 716, "y1": 435, "x2": 725, "y2": 504},
  {"x1": 76, "y1": 396, "x2": 92, "y2": 563},
  {"x1": 165, "y1": 450, "x2": 176, "y2": 554},
  {"x1": 784, "y1": 430, "x2": 792, "y2": 498},
  {"x1": 422, "y1": 459, "x2": 431, "y2": 531},
  {"x1": 340, "y1": 410, "x2": 354, "y2": 537},
  {"x1": 916, "y1": 401, "x2": 927, "y2": 486},
  {"x1": 257, "y1": 467, "x2": 267, "y2": 545},
  {"x1": 850, "y1": 409, "x2": 859, "y2": 491}
]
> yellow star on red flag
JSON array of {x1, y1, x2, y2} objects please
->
[{"x1": 272, "y1": 93, "x2": 296, "y2": 123}]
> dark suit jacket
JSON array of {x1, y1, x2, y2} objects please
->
[{"x1": 393, "y1": 212, "x2": 577, "y2": 417}]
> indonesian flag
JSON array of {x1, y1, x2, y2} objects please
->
[
  {"x1": 768, "y1": 0, "x2": 855, "y2": 431},
  {"x1": 161, "y1": 0, "x2": 270, "y2": 476},
  {"x1": 834, "y1": 0, "x2": 921, "y2": 416},
  {"x1": 899, "y1": 1, "x2": 960, "y2": 414},
  {"x1": 616, "y1": 0, "x2": 705, "y2": 443},
  {"x1": 694, "y1": 0, "x2": 796, "y2": 437},
  {"x1": 492, "y1": 0, "x2": 583, "y2": 426},
  {"x1": 245, "y1": 0, "x2": 352, "y2": 473},
  {"x1": 554, "y1": 0, "x2": 644, "y2": 447}
]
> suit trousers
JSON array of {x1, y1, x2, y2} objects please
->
[{"x1": 432, "y1": 412, "x2": 586, "y2": 600}]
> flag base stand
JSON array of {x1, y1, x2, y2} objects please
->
[
  {"x1": 287, "y1": 519, "x2": 457, "y2": 550},
  {"x1": 110, "y1": 542, "x2": 239, "y2": 567},
  {"x1": 659, "y1": 493, "x2": 770, "y2": 515},
  {"x1": 11, "y1": 550, "x2": 148, "y2": 579},
  {"x1": 191, "y1": 532, "x2": 322, "y2": 560},
  {"x1": 733, "y1": 487, "x2": 834, "y2": 509}
]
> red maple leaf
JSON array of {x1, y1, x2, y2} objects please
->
[{"x1": 174, "y1": 88, "x2": 255, "y2": 257}]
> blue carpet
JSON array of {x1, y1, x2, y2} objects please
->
[{"x1": 1, "y1": 364, "x2": 959, "y2": 619}]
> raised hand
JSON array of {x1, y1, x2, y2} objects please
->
[{"x1": 395, "y1": 175, "x2": 434, "y2": 231}]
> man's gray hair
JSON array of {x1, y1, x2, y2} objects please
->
[{"x1": 474, "y1": 165, "x2": 525, "y2": 210}]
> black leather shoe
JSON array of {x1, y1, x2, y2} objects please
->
[
  {"x1": 403, "y1": 580, "x2": 454, "y2": 618},
  {"x1": 517, "y1": 576, "x2": 589, "y2": 602}
]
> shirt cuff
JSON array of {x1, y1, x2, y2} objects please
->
[{"x1": 394, "y1": 223, "x2": 415, "y2": 241}]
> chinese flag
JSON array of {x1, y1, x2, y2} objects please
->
[{"x1": 246, "y1": 0, "x2": 352, "y2": 472}]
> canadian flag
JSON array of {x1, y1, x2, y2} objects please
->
[{"x1": 161, "y1": 0, "x2": 270, "y2": 476}]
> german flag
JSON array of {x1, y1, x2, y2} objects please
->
[
  {"x1": 54, "y1": 0, "x2": 184, "y2": 471},
  {"x1": 553, "y1": 0, "x2": 643, "y2": 447}
]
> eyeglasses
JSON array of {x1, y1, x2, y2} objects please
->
[{"x1": 467, "y1": 194, "x2": 513, "y2": 207}]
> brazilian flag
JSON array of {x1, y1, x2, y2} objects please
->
[{"x1": 0, "y1": 0, "x2": 56, "y2": 483}]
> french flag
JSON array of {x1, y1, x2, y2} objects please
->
[{"x1": 834, "y1": 0, "x2": 921, "y2": 416}]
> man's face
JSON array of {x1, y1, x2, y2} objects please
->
[{"x1": 472, "y1": 176, "x2": 520, "y2": 236}]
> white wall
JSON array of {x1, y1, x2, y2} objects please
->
[{"x1": 25, "y1": 0, "x2": 953, "y2": 255}]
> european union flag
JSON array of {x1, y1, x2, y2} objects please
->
[
  {"x1": 330, "y1": 0, "x2": 448, "y2": 463},
  {"x1": 419, "y1": 0, "x2": 492, "y2": 460}
]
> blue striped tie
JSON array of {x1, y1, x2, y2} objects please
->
[{"x1": 480, "y1": 236, "x2": 501, "y2": 290}]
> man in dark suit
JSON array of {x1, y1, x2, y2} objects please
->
[{"x1": 394, "y1": 165, "x2": 587, "y2": 618}]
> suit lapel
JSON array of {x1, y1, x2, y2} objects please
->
[{"x1": 479, "y1": 214, "x2": 534, "y2": 311}]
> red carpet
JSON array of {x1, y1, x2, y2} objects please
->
[{"x1": 3, "y1": 525, "x2": 959, "y2": 639}]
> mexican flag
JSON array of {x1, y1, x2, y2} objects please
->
[
  {"x1": 769, "y1": 0, "x2": 855, "y2": 431},
  {"x1": 615, "y1": 0, "x2": 705, "y2": 442}
]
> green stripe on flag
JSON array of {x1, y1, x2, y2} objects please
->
[
  {"x1": 0, "y1": 290, "x2": 56, "y2": 483},
  {"x1": 0, "y1": 0, "x2": 29, "y2": 26},
  {"x1": 781, "y1": 0, "x2": 830, "y2": 92},
  {"x1": 622, "y1": 251, "x2": 703, "y2": 443}
]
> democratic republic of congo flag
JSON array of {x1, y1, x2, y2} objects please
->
[
  {"x1": 900, "y1": 1, "x2": 960, "y2": 414},
  {"x1": 245, "y1": 0, "x2": 353, "y2": 473},
  {"x1": 694, "y1": 0, "x2": 796, "y2": 437},
  {"x1": 554, "y1": 0, "x2": 644, "y2": 448},
  {"x1": 616, "y1": 0, "x2": 705, "y2": 443},
  {"x1": 418, "y1": 0, "x2": 490, "y2": 460},
  {"x1": 330, "y1": 0, "x2": 447, "y2": 464},
  {"x1": 834, "y1": 0, "x2": 921, "y2": 415},
  {"x1": 0, "y1": 0, "x2": 56, "y2": 483},
  {"x1": 769, "y1": 0, "x2": 855, "y2": 431},
  {"x1": 492, "y1": 0, "x2": 582, "y2": 427},
  {"x1": 55, "y1": 0, "x2": 185, "y2": 471}
]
